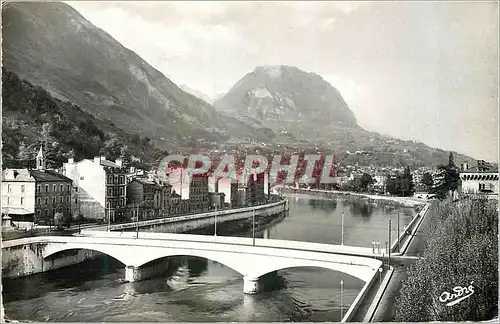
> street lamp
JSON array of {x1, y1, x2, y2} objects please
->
[
  {"x1": 214, "y1": 204, "x2": 218, "y2": 236},
  {"x1": 378, "y1": 267, "x2": 383, "y2": 282},
  {"x1": 135, "y1": 200, "x2": 146, "y2": 239},
  {"x1": 252, "y1": 208, "x2": 256, "y2": 246},
  {"x1": 340, "y1": 279, "x2": 344, "y2": 321},
  {"x1": 341, "y1": 211, "x2": 345, "y2": 246}
]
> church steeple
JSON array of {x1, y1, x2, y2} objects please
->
[{"x1": 36, "y1": 146, "x2": 45, "y2": 170}]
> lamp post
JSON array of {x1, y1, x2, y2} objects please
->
[
  {"x1": 340, "y1": 279, "x2": 344, "y2": 321},
  {"x1": 397, "y1": 211, "x2": 400, "y2": 253},
  {"x1": 214, "y1": 204, "x2": 218, "y2": 236},
  {"x1": 388, "y1": 219, "x2": 391, "y2": 268},
  {"x1": 136, "y1": 203, "x2": 139, "y2": 239},
  {"x1": 378, "y1": 267, "x2": 383, "y2": 282},
  {"x1": 107, "y1": 205, "x2": 110, "y2": 232},
  {"x1": 341, "y1": 211, "x2": 344, "y2": 246},
  {"x1": 252, "y1": 208, "x2": 256, "y2": 246}
]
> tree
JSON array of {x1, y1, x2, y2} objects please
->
[
  {"x1": 445, "y1": 152, "x2": 461, "y2": 193},
  {"x1": 430, "y1": 152, "x2": 461, "y2": 199},
  {"x1": 421, "y1": 172, "x2": 434, "y2": 190},
  {"x1": 395, "y1": 195, "x2": 498, "y2": 321},
  {"x1": 17, "y1": 142, "x2": 32, "y2": 166}
]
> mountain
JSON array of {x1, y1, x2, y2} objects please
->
[
  {"x1": 1, "y1": 68, "x2": 160, "y2": 169},
  {"x1": 215, "y1": 65, "x2": 359, "y2": 142},
  {"x1": 214, "y1": 65, "x2": 475, "y2": 167},
  {"x1": 179, "y1": 85, "x2": 214, "y2": 105},
  {"x1": 1, "y1": 2, "x2": 230, "y2": 148}
]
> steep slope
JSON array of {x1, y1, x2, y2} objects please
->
[
  {"x1": 1, "y1": 69, "x2": 161, "y2": 169},
  {"x1": 179, "y1": 85, "x2": 214, "y2": 105},
  {"x1": 215, "y1": 65, "x2": 475, "y2": 167},
  {"x1": 1, "y1": 2, "x2": 226, "y2": 145},
  {"x1": 215, "y1": 65, "x2": 359, "y2": 142}
]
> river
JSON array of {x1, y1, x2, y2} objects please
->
[{"x1": 2, "y1": 193, "x2": 416, "y2": 322}]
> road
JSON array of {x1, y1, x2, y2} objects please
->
[{"x1": 369, "y1": 201, "x2": 434, "y2": 322}]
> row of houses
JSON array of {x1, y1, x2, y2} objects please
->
[{"x1": 2, "y1": 148, "x2": 270, "y2": 227}]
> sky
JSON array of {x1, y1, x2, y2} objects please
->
[{"x1": 66, "y1": 1, "x2": 499, "y2": 162}]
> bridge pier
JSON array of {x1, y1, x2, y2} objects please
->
[
  {"x1": 243, "y1": 276, "x2": 260, "y2": 294},
  {"x1": 124, "y1": 265, "x2": 141, "y2": 283}
]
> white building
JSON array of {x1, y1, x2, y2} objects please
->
[
  {"x1": 459, "y1": 161, "x2": 498, "y2": 197},
  {"x1": 1, "y1": 169, "x2": 36, "y2": 228},
  {"x1": 62, "y1": 156, "x2": 127, "y2": 221}
]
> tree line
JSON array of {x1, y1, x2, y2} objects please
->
[{"x1": 395, "y1": 195, "x2": 498, "y2": 321}]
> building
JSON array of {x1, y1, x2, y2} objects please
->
[
  {"x1": 188, "y1": 173, "x2": 210, "y2": 213},
  {"x1": 209, "y1": 192, "x2": 226, "y2": 210},
  {"x1": 2, "y1": 148, "x2": 72, "y2": 226},
  {"x1": 31, "y1": 169, "x2": 73, "y2": 225},
  {"x1": 247, "y1": 172, "x2": 266, "y2": 205},
  {"x1": 2, "y1": 168, "x2": 36, "y2": 228},
  {"x1": 230, "y1": 181, "x2": 238, "y2": 207},
  {"x1": 126, "y1": 178, "x2": 158, "y2": 220},
  {"x1": 459, "y1": 160, "x2": 498, "y2": 196},
  {"x1": 62, "y1": 156, "x2": 127, "y2": 222}
]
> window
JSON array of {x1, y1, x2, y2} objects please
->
[
  {"x1": 37, "y1": 210, "x2": 41, "y2": 217},
  {"x1": 75, "y1": 198, "x2": 78, "y2": 204},
  {"x1": 21, "y1": 185, "x2": 25, "y2": 193},
  {"x1": 45, "y1": 185, "x2": 49, "y2": 192},
  {"x1": 75, "y1": 187, "x2": 78, "y2": 192},
  {"x1": 60, "y1": 197, "x2": 63, "y2": 203},
  {"x1": 45, "y1": 209, "x2": 48, "y2": 217},
  {"x1": 36, "y1": 185, "x2": 40, "y2": 193},
  {"x1": 52, "y1": 209, "x2": 55, "y2": 216},
  {"x1": 66, "y1": 196, "x2": 69, "y2": 203},
  {"x1": 45, "y1": 197, "x2": 48, "y2": 204},
  {"x1": 52, "y1": 197, "x2": 56, "y2": 204},
  {"x1": 21, "y1": 197, "x2": 24, "y2": 205},
  {"x1": 67, "y1": 184, "x2": 70, "y2": 192},
  {"x1": 120, "y1": 176, "x2": 124, "y2": 184},
  {"x1": 53, "y1": 184, "x2": 56, "y2": 192},
  {"x1": 108, "y1": 188, "x2": 112, "y2": 195},
  {"x1": 37, "y1": 197, "x2": 41, "y2": 205},
  {"x1": 7, "y1": 184, "x2": 12, "y2": 193}
]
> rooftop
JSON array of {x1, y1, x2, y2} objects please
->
[
  {"x1": 30, "y1": 170, "x2": 73, "y2": 182},
  {"x1": 2, "y1": 169, "x2": 35, "y2": 182}
]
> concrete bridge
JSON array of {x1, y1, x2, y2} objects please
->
[{"x1": 3, "y1": 231, "x2": 385, "y2": 294}]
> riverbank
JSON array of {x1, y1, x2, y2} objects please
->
[{"x1": 281, "y1": 187, "x2": 425, "y2": 209}]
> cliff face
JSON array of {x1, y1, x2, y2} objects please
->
[{"x1": 215, "y1": 65, "x2": 359, "y2": 142}]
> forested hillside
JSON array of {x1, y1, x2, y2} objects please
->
[{"x1": 2, "y1": 69, "x2": 165, "y2": 169}]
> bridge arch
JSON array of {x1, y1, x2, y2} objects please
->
[
  {"x1": 38, "y1": 239, "x2": 381, "y2": 285},
  {"x1": 43, "y1": 242, "x2": 131, "y2": 266}
]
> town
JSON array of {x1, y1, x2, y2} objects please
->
[{"x1": 2, "y1": 146, "x2": 497, "y2": 233}]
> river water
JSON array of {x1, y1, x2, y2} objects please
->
[{"x1": 2, "y1": 193, "x2": 415, "y2": 322}]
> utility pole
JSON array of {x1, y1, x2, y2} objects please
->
[
  {"x1": 388, "y1": 219, "x2": 391, "y2": 268},
  {"x1": 340, "y1": 279, "x2": 344, "y2": 321},
  {"x1": 214, "y1": 204, "x2": 217, "y2": 236},
  {"x1": 107, "y1": 204, "x2": 110, "y2": 232},
  {"x1": 136, "y1": 203, "x2": 139, "y2": 239},
  {"x1": 397, "y1": 211, "x2": 400, "y2": 253},
  {"x1": 252, "y1": 208, "x2": 256, "y2": 246},
  {"x1": 341, "y1": 211, "x2": 344, "y2": 246}
]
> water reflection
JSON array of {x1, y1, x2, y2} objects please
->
[
  {"x1": 308, "y1": 199, "x2": 337, "y2": 211},
  {"x1": 347, "y1": 200, "x2": 375, "y2": 217}
]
